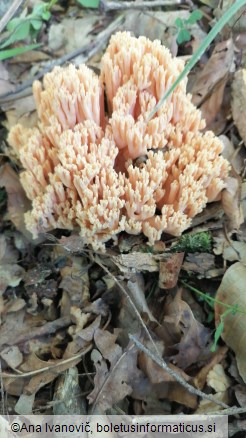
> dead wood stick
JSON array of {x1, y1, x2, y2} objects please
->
[
  {"x1": 100, "y1": 0, "x2": 182, "y2": 11},
  {"x1": 129, "y1": 334, "x2": 229, "y2": 409}
]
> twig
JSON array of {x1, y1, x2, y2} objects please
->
[
  {"x1": 0, "y1": 345, "x2": 92, "y2": 379},
  {"x1": 0, "y1": 14, "x2": 124, "y2": 104},
  {"x1": 100, "y1": 0, "x2": 182, "y2": 11},
  {"x1": 210, "y1": 406, "x2": 246, "y2": 416},
  {"x1": 0, "y1": 0, "x2": 25, "y2": 34},
  {"x1": 129, "y1": 334, "x2": 229, "y2": 409}
]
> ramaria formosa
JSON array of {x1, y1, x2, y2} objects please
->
[{"x1": 8, "y1": 32, "x2": 230, "y2": 249}]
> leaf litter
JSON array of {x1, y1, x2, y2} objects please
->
[{"x1": 0, "y1": 0, "x2": 246, "y2": 425}]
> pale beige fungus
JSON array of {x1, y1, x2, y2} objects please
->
[{"x1": 8, "y1": 32, "x2": 230, "y2": 249}]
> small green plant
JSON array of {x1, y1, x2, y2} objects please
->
[
  {"x1": 0, "y1": 0, "x2": 57, "y2": 61},
  {"x1": 175, "y1": 10, "x2": 203, "y2": 45},
  {"x1": 182, "y1": 281, "x2": 245, "y2": 352},
  {"x1": 171, "y1": 231, "x2": 212, "y2": 253}
]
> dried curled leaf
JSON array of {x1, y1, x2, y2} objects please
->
[
  {"x1": 88, "y1": 330, "x2": 143, "y2": 412},
  {"x1": 192, "y1": 39, "x2": 234, "y2": 128},
  {"x1": 164, "y1": 291, "x2": 211, "y2": 369}
]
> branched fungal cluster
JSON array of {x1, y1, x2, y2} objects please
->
[{"x1": 8, "y1": 32, "x2": 229, "y2": 249}]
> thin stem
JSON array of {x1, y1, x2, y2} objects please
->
[
  {"x1": 182, "y1": 281, "x2": 246, "y2": 315},
  {"x1": 147, "y1": 0, "x2": 246, "y2": 121}
]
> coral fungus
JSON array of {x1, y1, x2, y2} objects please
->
[{"x1": 8, "y1": 32, "x2": 230, "y2": 249}]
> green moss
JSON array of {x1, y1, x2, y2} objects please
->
[{"x1": 171, "y1": 232, "x2": 212, "y2": 253}]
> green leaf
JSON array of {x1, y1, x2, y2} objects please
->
[
  {"x1": 32, "y1": 3, "x2": 47, "y2": 17},
  {"x1": 0, "y1": 21, "x2": 31, "y2": 49},
  {"x1": 41, "y1": 10, "x2": 51, "y2": 20},
  {"x1": 211, "y1": 308, "x2": 233, "y2": 352},
  {"x1": 175, "y1": 17, "x2": 184, "y2": 28},
  {"x1": 0, "y1": 43, "x2": 41, "y2": 61},
  {"x1": 176, "y1": 28, "x2": 191, "y2": 45},
  {"x1": 211, "y1": 319, "x2": 224, "y2": 352},
  {"x1": 77, "y1": 0, "x2": 100, "y2": 8},
  {"x1": 30, "y1": 19, "x2": 43, "y2": 30},
  {"x1": 186, "y1": 10, "x2": 203, "y2": 25},
  {"x1": 6, "y1": 17, "x2": 23, "y2": 32}
]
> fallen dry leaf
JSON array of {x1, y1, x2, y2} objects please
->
[
  {"x1": 138, "y1": 339, "x2": 190, "y2": 384},
  {"x1": 0, "y1": 234, "x2": 25, "y2": 295},
  {"x1": 207, "y1": 364, "x2": 231, "y2": 392},
  {"x1": 223, "y1": 241, "x2": 246, "y2": 265},
  {"x1": 0, "y1": 303, "x2": 27, "y2": 351},
  {"x1": 59, "y1": 255, "x2": 90, "y2": 307},
  {"x1": 166, "y1": 382, "x2": 198, "y2": 409},
  {"x1": 0, "y1": 345, "x2": 23, "y2": 369},
  {"x1": 4, "y1": 352, "x2": 82, "y2": 397},
  {"x1": 2, "y1": 95, "x2": 37, "y2": 132},
  {"x1": 195, "y1": 391, "x2": 229, "y2": 414},
  {"x1": 124, "y1": 10, "x2": 206, "y2": 52},
  {"x1": 191, "y1": 39, "x2": 234, "y2": 128},
  {"x1": 88, "y1": 330, "x2": 146, "y2": 412},
  {"x1": 136, "y1": 337, "x2": 198, "y2": 408},
  {"x1": 215, "y1": 262, "x2": 246, "y2": 383},
  {"x1": 232, "y1": 69, "x2": 246, "y2": 146},
  {"x1": 0, "y1": 62, "x2": 15, "y2": 96},
  {"x1": 112, "y1": 252, "x2": 159, "y2": 273},
  {"x1": 192, "y1": 346, "x2": 228, "y2": 390},
  {"x1": 164, "y1": 291, "x2": 211, "y2": 369},
  {"x1": 64, "y1": 315, "x2": 101, "y2": 357},
  {"x1": 48, "y1": 16, "x2": 98, "y2": 54},
  {"x1": 220, "y1": 135, "x2": 246, "y2": 174},
  {"x1": 127, "y1": 273, "x2": 157, "y2": 322},
  {"x1": 56, "y1": 234, "x2": 86, "y2": 253},
  {"x1": 182, "y1": 253, "x2": 215, "y2": 277},
  {"x1": 0, "y1": 164, "x2": 31, "y2": 238},
  {"x1": 221, "y1": 177, "x2": 244, "y2": 231}
]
